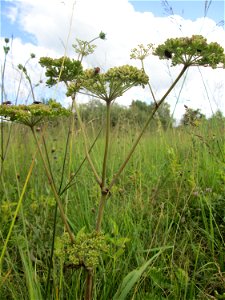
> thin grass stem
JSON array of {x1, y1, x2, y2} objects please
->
[{"x1": 31, "y1": 127, "x2": 75, "y2": 243}]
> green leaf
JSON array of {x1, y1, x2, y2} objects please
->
[{"x1": 113, "y1": 250, "x2": 162, "y2": 300}]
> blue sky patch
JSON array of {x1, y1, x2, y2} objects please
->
[
  {"x1": 129, "y1": 1, "x2": 225, "y2": 26},
  {"x1": 1, "y1": 0, "x2": 37, "y2": 44}
]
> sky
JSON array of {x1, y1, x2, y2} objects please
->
[
  {"x1": 0, "y1": 0, "x2": 225, "y2": 122},
  {"x1": 130, "y1": 1, "x2": 224, "y2": 24}
]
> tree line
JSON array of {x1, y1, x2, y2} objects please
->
[{"x1": 77, "y1": 99, "x2": 225, "y2": 129}]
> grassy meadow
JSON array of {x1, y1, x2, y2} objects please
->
[{"x1": 0, "y1": 117, "x2": 224, "y2": 299}]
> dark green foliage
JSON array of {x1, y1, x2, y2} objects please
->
[
  {"x1": 78, "y1": 99, "x2": 174, "y2": 129},
  {"x1": 130, "y1": 100, "x2": 174, "y2": 128}
]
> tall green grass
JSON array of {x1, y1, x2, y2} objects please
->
[{"x1": 0, "y1": 118, "x2": 224, "y2": 299}]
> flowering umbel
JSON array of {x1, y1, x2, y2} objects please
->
[
  {"x1": 67, "y1": 65, "x2": 149, "y2": 103},
  {"x1": 55, "y1": 230, "x2": 109, "y2": 270},
  {"x1": 130, "y1": 43, "x2": 154, "y2": 61},
  {"x1": 154, "y1": 35, "x2": 225, "y2": 69},
  {"x1": 0, "y1": 99, "x2": 71, "y2": 127}
]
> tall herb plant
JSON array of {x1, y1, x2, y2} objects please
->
[{"x1": 0, "y1": 34, "x2": 224, "y2": 300}]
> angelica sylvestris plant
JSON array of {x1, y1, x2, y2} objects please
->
[
  {"x1": 40, "y1": 34, "x2": 225, "y2": 300},
  {"x1": 40, "y1": 36, "x2": 150, "y2": 298}
]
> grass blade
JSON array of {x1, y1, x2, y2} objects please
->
[
  {"x1": 113, "y1": 249, "x2": 164, "y2": 300},
  {"x1": 0, "y1": 151, "x2": 36, "y2": 275}
]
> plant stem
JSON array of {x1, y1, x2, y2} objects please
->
[
  {"x1": 0, "y1": 46, "x2": 8, "y2": 174},
  {"x1": 95, "y1": 102, "x2": 111, "y2": 232},
  {"x1": 31, "y1": 127, "x2": 75, "y2": 243},
  {"x1": 71, "y1": 94, "x2": 102, "y2": 186},
  {"x1": 27, "y1": 76, "x2": 36, "y2": 102},
  {"x1": 101, "y1": 102, "x2": 111, "y2": 189},
  {"x1": 85, "y1": 103, "x2": 111, "y2": 299},
  {"x1": 109, "y1": 65, "x2": 188, "y2": 190},
  {"x1": 96, "y1": 192, "x2": 109, "y2": 232},
  {"x1": 45, "y1": 201, "x2": 58, "y2": 299},
  {"x1": 58, "y1": 116, "x2": 73, "y2": 193},
  {"x1": 41, "y1": 134, "x2": 58, "y2": 298},
  {"x1": 85, "y1": 269, "x2": 94, "y2": 300},
  {"x1": 60, "y1": 127, "x2": 102, "y2": 195},
  {"x1": 141, "y1": 60, "x2": 157, "y2": 105}
]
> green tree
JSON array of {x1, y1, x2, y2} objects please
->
[
  {"x1": 150, "y1": 101, "x2": 174, "y2": 129},
  {"x1": 129, "y1": 100, "x2": 174, "y2": 129},
  {"x1": 78, "y1": 100, "x2": 128, "y2": 127},
  {"x1": 208, "y1": 110, "x2": 225, "y2": 123},
  {"x1": 129, "y1": 100, "x2": 150, "y2": 126}
]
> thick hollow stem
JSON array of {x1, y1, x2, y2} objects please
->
[
  {"x1": 96, "y1": 102, "x2": 111, "y2": 232},
  {"x1": 101, "y1": 102, "x2": 111, "y2": 189},
  {"x1": 31, "y1": 127, "x2": 75, "y2": 243},
  {"x1": 85, "y1": 103, "x2": 111, "y2": 299},
  {"x1": 96, "y1": 193, "x2": 109, "y2": 232},
  {"x1": 85, "y1": 269, "x2": 94, "y2": 300},
  {"x1": 86, "y1": 193, "x2": 109, "y2": 300},
  {"x1": 109, "y1": 65, "x2": 188, "y2": 190}
]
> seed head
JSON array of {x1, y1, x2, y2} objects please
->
[{"x1": 99, "y1": 31, "x2": 106, "y2": 40}]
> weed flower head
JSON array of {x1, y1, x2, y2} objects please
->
[
  {"x1": 67, "y1": 65, "x2": 149, "y2": 102},
  {"x1": 55, "y1": 230, "x2": 109, "y2": 270},
  {"x1": 154, "y1": 35, "x2": 225, "y2": 68},
  {"x1": 0, "y1": 99, "x2": 71, "y2": 127},
  {"x1": 130, "y1": 43, "x2": 154, "y2": 61}
]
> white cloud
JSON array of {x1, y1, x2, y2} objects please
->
[
  {"x1": 7, "y1": 5, "x2": 19, "y2": 23},
  {"x1": 1, "y1": 0, "x2": 225, "y2": 121},
  {"x1": 0, "y1": 38, "x2": 65, "y2": 104}
]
